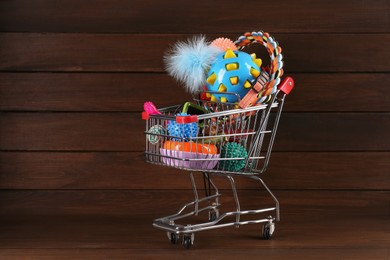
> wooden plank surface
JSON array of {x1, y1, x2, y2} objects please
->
[
  {"x1": 0, "y1": 213, "x2": 388, "y2": 249},
  {"x1": 1, "y1": 249, "x2": 388, "y2": 260},
  {"x1": 1, "y1": 33, "x2": 389, "y2": 72},
  {"x1": 0, "y1": 72, "x2": 190, "y2": 112},
  {"x1": 0, "y1": 0, "x2": 389, "y2": 257},
  {"x1": 1, "y1": 73, "x2": 389, "y2": 112},
  {"x1": 0, "y1": 191, "x2": 388, "y2": 250},
  {"x1": 0, "y1": 112, "x2": 389, "y2": 151},
  {"x1": 0, "y1": 0, "x2": 389, "y2": 33},
  {"x1": 0, "y1": 190, "x2": 388, "y2": 216},
  {"x1": 0, "y1": 152, "x2": 389, "y2": 190}
]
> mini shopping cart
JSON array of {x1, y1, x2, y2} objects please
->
[
  {"x1": 143, "y1": 31, "x2": 294, "y2": 248},
  {"x1": 142, "y1": 78, "x2": 293, "y2": 248}
]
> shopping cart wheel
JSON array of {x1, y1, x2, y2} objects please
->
[
  {"x1": 167, "y1": 232, "x2": 180, "y2": 244},
  {"x1": 183, "y1": 233, "x2": 194, "y2": 249},
  {"x1": 262, "y1": 222, "x2": 275, "y2": 240},
  {"x1": 209, "y1": 208, "x2": 220, "y2": 222}
]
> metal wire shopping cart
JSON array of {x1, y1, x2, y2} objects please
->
[{"x1": 142, "y1": 78, "x2": 294, "y2": 248}]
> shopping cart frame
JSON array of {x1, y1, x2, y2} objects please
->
[{"x1": 143, "y1": 79, "x2": 293, "y2": 248}]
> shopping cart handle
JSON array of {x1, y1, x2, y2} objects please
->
[
  {"x1": 278, "y1": 77, "x2": 294, "y2": 95},
  {"x1": 142, "y1": 111, "x2": 149, "y2": 120},
  {"x1": 176, "y1": 114, "x2": 198, "y2": 124}
]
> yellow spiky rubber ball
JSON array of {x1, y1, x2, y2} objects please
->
[{"x1": 206, "y1": 49, "x2": 262, "y2": 103}]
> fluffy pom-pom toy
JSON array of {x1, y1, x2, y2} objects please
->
[
  {"x1": 211, "y1": 37, "x2": 237, "y2": 51},
  {"x1": 164, "y1": 36, "x2": 220, "y2": 94}
]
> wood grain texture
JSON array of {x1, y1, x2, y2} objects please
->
[
  {"x1": 286, "y1": 73, "x2": 390, "y2": 112},
  {"x1": 0, "y1": 152, "x2": 389, "y2": 190},
  {"x1": 0, "y1": 190, "x2": 388, "y2": 216},
  {"x1": 0, "y1": 72, "x2": 191, "y2": 112},
  {"x1": 1, "y1": 73, "x2": 389, "y2": 112},
  {"x1": 0, "y1": 0, "x2": 389, "y2": 33},
  {"x1": 1, "y1": 33, "x2": 389, "y2": 72},
  {"x1": 1, "y1": 249, "x2": 388, "y2": 260},
  {"x1": 0, "y1": 213, "x2": 388, "y2": 249},
  {"x1": 0, "y1": 191, "x2": 388, "y2": 249},
  {"x1": 0, "y1": 112, "x2": 389, "y2": 151},
  {"x1": 0, "y1": 0, "x2": 389, "y2": 256}
]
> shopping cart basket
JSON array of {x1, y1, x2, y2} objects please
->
[{"x1": 142, "y1": 77, "x2": 294, "y2": 248}]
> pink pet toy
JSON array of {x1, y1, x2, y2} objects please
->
[{"x1": 144, "y1": 101, "x2": 161, "y2": 115}]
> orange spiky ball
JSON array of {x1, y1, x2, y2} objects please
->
[{"x1": 211, "y1": 37, "x2": 238, "y2": 51}]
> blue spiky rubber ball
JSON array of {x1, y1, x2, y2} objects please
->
[
  {"x1": 206, "y1": 49, "x2": 262, "y2": 103},
  {"x1": 220, "y1": 142, "x2": 248, "y2": 172},
  {"x1": 167, "y1": 113, "x2": 198, "y2": 140}
]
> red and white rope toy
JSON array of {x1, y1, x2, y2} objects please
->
[{"x1": 235, "y1": 31, "x2": 284, "y2": 108}]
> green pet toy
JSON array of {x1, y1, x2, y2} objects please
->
[{"x1": 220, "y1": 142, "x2": 248, "y2": 172}]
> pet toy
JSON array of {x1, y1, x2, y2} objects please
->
[
  {"x1": 205, "y1": 49, "x2": 262, "y2": 103},
  {"x1": 220, "y1": 142, "x2": 248, "y2": 172},
  {"x1": 164, "y1": 35, "x2": 221, "y2": 94},
  {"x1": 181, "y1": 102, "x2": 208, "y2": 116},
  {"x1": 211, "y1": 37, "x2": 237, "y2": 51},
  {"x1": 162, "y1": 141, "x2": 219, "y2": 170},
  {"x1": 167, "y1": 113, "x2": 198, "y2": 140},
  {"x1": 144, "y1": 101, "x2": 161, "y2": 115},
  {"x1": 163, "y1": 140, "x2": 218, "y2": 154},
  {"x1": 235, "y1": 31, "x2": 284, "y2": 108},
  {"x1": 147, "y1": 125, "x2": 167, "y2": 145}
]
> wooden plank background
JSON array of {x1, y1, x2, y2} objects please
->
[
  {"x1": 0, "y1": 0, "x2": 389, "y2": 256},
  {"x1": 1, "y1": 0, "x2": 389, "y2": 33},
  {"x1": 0, "y1": 1, "x2": 388, "y2": 190}
]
